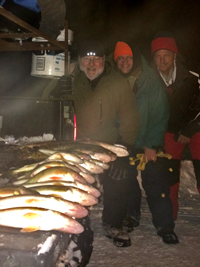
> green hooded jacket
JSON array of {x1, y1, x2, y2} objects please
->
[{"x1": 111, "y1": 55, "x2": 169, "y2": 150}]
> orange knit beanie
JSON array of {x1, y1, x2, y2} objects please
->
[{"x1": 114, "y1": 42, "x2": 133, "y2": 61}]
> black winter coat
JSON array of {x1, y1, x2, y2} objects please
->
[{"x1": 154, "y1": 58, "x2": 200, "y2": 138}]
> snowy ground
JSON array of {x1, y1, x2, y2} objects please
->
[{"x1": 87, "y1": 160, "x2": 200, "y2": 267}]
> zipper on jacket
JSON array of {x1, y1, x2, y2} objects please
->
[{"x1": 99, "y1": 97, "x2": 102, "y2": 125}]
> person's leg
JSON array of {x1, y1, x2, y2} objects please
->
[
  {"x1": 189, "y1": 132, "x2": 200, "y2": 194},
  {"x1": 164, "y1": 132, "x2": 185, "y2": 220},
  {"x1": 102, "y1": 169, "x2": 131, "y2": 247},
  {"x1": 141, "y1": 158, "x2": 179, "y2": 244},
  {"x1": 102, "y1": 175, "x2": 130, "y2": 227},
  {"x1": 125, "y1": 165, "x2": 142, "y2": 230},
  {"x1": 168, "y1": 159, "x2": 181, "y2": 220},
  {"x1": 141, "y1": 159, "x2": 174, "y2": 229}
]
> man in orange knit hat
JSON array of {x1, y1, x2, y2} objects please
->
[
  {"x1": 151, "y1": 31, "x2": 200, "y2": 220},
  {"x1": 110, "y1": 41, "x2": 179, "y2": 244}
]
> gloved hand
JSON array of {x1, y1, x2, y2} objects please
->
[
  {"x1": 129, "y1": 150, "x2": 172, "y2": 171},
  {"x1": 108, "y1": 156, "x2": 130, "y2": 180}
]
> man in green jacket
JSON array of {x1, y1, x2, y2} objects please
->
[
  {"x1": 112, "y1": 41, "x2": 179, "y2": 244},
  {"x1": 71, "y1": 40, "x2": 141, "y2": 247}
]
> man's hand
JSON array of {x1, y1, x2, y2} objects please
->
[
  {"x1": 108, "y1": 156, "x2": 130, "y2": 180},
  {"x1": 143, "y1": 147, "x2": 157, "y2": 162},
  {"x1": 177, "y1": 134, "x2": 190, "y2": 144}
]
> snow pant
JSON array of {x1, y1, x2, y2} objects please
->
[
  {"x1": 165, "y1": 132, "x2": 200, "y2": 220},
  {"x1": 127, "y1": 158, "x2": 175, "y2": 230},
  {"x1": 102, "y1": 171, "x2": 131, "y2": 228},
  {"x1": 126, "y1": 168, "x2": 142, "y2": 221}
]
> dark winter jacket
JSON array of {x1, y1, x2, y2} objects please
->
[
  {"x1": 111, "y1": 55, "x2": 169, "y2": 150},
  {"x1": 69, "y1": 62, "x2": 141, "y2": 145},
  {"x1": 153, "y1": 57, "x2": 200, "y2": 138}
]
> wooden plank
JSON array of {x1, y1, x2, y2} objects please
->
[{"x1": 0, "y1": 7, "x2": 66, "y2": 50}]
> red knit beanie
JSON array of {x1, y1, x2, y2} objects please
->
[
  {"x1": 114, "y1": 42, "x2": 133, "y2": 61},
  {"x1": 151, "y1": 37, "x2": 178, "y2": 55}
]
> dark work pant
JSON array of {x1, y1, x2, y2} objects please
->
[
  {"x1": 126, "y1": 166, "x2": 142, "y2": 221},
  {"x1": 102, "y1": 172, "x2": 131, "y2": 228},
  {"x1": 128, "y1": 158, "x2": 174, "y2": 230}
]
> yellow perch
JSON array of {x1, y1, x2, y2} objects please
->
[
  {"x1": 0, "y1": 186, "x2": 39, "y2": 197},
  {"x1": 24, "y1": 180, "x2": 101, "y2": 198},
  {"x1": 0, "y1": 207, "x2": 84, "y2": 234},
  {"x1": 25, "y1": 166, "x2": 88, "y2": 185},
  {"x1": 0, "y1": 195, "x2": 88, "y2": 218},
  {"x1": 28, "y1": 185, "x2": 98, "y2": 206},
  {"x1": 39, "y1": 150, "x2": 83, "y2": 164}
]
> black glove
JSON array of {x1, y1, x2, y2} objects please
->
[{"x1": 108, "y1": 156, "x2": 130, "y2": 180}]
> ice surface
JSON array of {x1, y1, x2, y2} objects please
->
[{"x1": 87, "y1": 160, "x2": 200, "y2": 267}]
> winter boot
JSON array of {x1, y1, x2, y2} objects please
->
[
  {"x1": 123, "y1": 215, "x2": 140, "y2": 233},
  {"x1": 102, "y1": 222, "x2": 131, "y2": 247},
  {"x1": 157, "y1": 228, "x2": 179, "y2": 244}
]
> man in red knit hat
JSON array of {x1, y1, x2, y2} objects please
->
[{"x1": 151, "y1": 31, "x2": 200, "y2": 220}]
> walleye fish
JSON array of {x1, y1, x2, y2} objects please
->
[
  {"x1": 30, "y1": 160, "x2": 96, "y2": 185},
  {"x1": 58, "y1": 162, "x2": 96, "y2": 184},
  {"x1": 66, "y1": 163, "x2": 96, "y2": 184},
  {"x1": 0, "y1": 195, "x2": 88, "y2": 218},
  {"x1": 36, "y1": 141, "x2": 115, "y2": 162},
  {"x1": 39, "y1": 150, "x2": 83, "y2": 164},
  {"x1": 25, "y1": 166, "x2": 88, "y2": 185},
  {"x1": 69, "y1": 151, "x2": 92, "y2": 161},
  {"x1": 79, "y1": 140, "x2": 129, "y2": 157},
  {"x1": 0, "y1": 207, "x2": 84, "y2": 234},
  {"x1": 0, "y1": 185, "x2": 39, "y2": 197},
  {"x1": 12, "y1": 177, "x2": 29, "y2": 185},
  {"x1": 79, "y1": 160, "x2": 104, "y2": 174},
  {"x1": 11, "y1": 162, "x2": 42, "y2": 174},
  {"x1": 1, "y1": 163, "x2": 39, "y2": 179},
  {"x1": 24, "y1": 180, "x2": 101, "y2": 198},
  {"x1": 27, "y1": 185, "x2": 98, "y2": 206},
  {"x1": 20, "y1": 140, "x2": 118, "y2": 161},
  {"x1": 69, "y1": 147, "x2": 115, "y2": 163},
  {"x1": 78, "y1": 171, "x2": 95, "y2": 184},
  {"x1": 89, "y1": 159, "x2": 110, "y2": 170},
  {"x1": 29, "y1": 160, "x2": 70, "y2": 177}
]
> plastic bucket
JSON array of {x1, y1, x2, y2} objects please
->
[{"x1": 31, "y1": 29, "x2": 73, "y2": 79}]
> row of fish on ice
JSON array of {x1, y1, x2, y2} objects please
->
[{"x1": 0, "y1": 140, "x2": 129, "y2": 234}]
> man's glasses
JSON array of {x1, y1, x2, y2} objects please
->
[
  {"x1": 117, "y1": 56, "x2": 133, "y2": 63},
  {"x1": 82, "y1": 56, "x2": 103, "y2": 63}
]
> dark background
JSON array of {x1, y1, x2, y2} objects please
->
[
  {"x1": 66, "y1": 0, "x2": 200, "y2": 67},
  {"x1": 0, "y1": 0, "x2": 200, "y2": 95}
]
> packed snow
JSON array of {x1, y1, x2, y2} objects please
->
[{"x1": 87, "y1": 160, "x2": 200, "y2": 267}]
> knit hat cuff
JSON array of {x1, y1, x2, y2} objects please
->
[
  {"x1": 151, "y1": 37, "x2": 178, "y2": 55},
  {"x1": 114, "y1": 42, "x2": 133, "y2": 61}
]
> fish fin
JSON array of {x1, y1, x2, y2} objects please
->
[
  {"x1": 51, "y1": 194, "x2": 63, "y2": 198},
  {"x1": 21, "y1": 226, "x2": 40, "y2": 232},
  {"x1": 23, "y1": 212, "x2": 41, "y2": 219}
]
